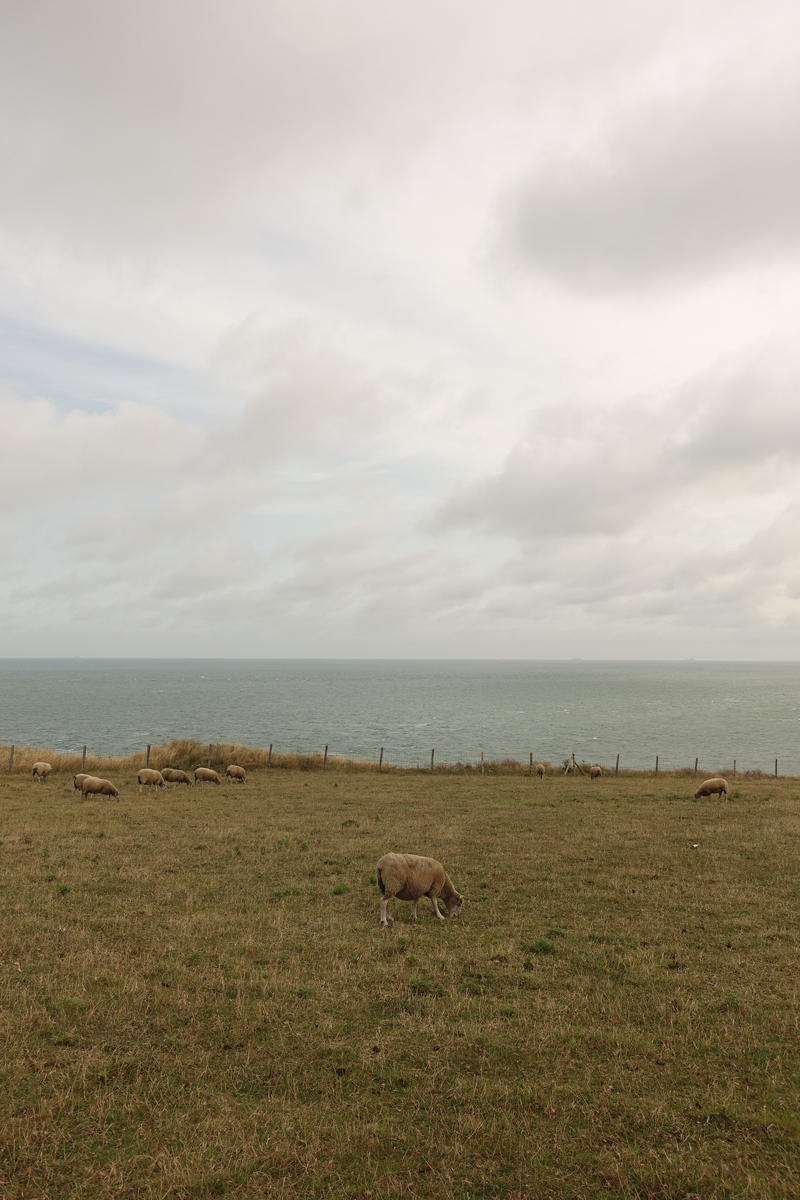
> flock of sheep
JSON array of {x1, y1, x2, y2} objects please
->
[
  {"x1": 28, "y1": 758, "x2": 732, "y2": 926},
  {"x1": 30, "y1": 760, "x2": 247, "y2": 798}
]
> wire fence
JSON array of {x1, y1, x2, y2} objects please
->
[
  {"x1": 217, "y1": 744, "x2": 792, "y2": 779},
  {"x1": 1, "y1": 739, "x2": 795, "y2": 779}
]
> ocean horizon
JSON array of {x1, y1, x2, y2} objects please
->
[{"x1": 2, "y1": 658, "x2": 800, "y2": 774}]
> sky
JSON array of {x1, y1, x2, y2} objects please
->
[{"x1": 3, "y1": 0, "x2": 800, "y2": 658}]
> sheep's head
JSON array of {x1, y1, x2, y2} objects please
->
[{"x1": 447, "y1": 892, "x2": 464, "y2": 918}]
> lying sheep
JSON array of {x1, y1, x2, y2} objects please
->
[
  {"x1": 194, "y1": 767, "x2": 221, "y2": 785},
  {"x1": 694, "y1": 776, "x2": 729, "y2": 801},
  {"x1": 226, "y1": 764, "x2": 246, "y2": 783},
  {"x1": 73, "y1": 773, "x2": 90, "y2": 791},
  {"x1": 535, "y1": 763, "x2": 545, "y2": 779},
  {"x1": 590, "y1": 766, "x2": 602, "y2": 779},
  {"x1": 137, "y1": 768, "x2": 166, "y2": 791},
  {"x1": 80, "y1": 775, "x2": 119, "y2": 800},
  {"x1": 376, "y1": 852, "x2": 464, "y2": 927},
  {"x1": 161, "y1": 768, "x2": 193, "y2": 786},
  {"x1": 31, "y1": 762, "x2": 52, "y2": 782}
]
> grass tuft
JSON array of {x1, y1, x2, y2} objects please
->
[{"x1": 522, "y1": 936, "x2": 556, "y2": 955}]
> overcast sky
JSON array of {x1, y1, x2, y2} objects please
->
[{"x1": 3, "y1": 0, "x2": 800, "y2": 658}]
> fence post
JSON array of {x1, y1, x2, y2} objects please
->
[
  {"x1": 81, "y1": 745, "x2": 87, "y2": 772},
  {"x1": 379, "y1": 748, "x2": 383, "y2": 773},
  {"x1": 655, "y1": 756, "x2": 658, "y2": 777},
  {"x1": 733, "y1": 760, "x2": 736, "y2": 779},
  {"x1": 694, "y1": 757, "x2": 698, "y2": 777},
  {"x1": 146, "y1": 744, "x2": 151, "y2": 769},
  {"x1": 8, "y1": 746, "x2": 13, "y2": 774},
  {"x1": 430, "y1": 749, "x2": 435, "y2": 774},
  {"x1": 529, "y1": 752, "x2": 533, "y2": 775},
  {"x1": 615, "y1": 753, "x2": 619, "y2": 776},
  {"x1": 323, "y1": 745, "x2": 328, "y2": 770},
  {"x1": 208, "y1": 744, "x2": 212, "y2": 769},
  {"x1": 775, "y1": 758, "x2": 778, "y2": 778},
  {"x1": 481, "y1": 751, "x2": 484, "y2": 776},
  {"x1": 268, "y1": 743, "x2": 272, "y2": 767}
]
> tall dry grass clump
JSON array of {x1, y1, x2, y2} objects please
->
[{"x1": 0, "y1": 739, "x2": 386, "y2": 776}]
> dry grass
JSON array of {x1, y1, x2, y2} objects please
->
[
  {"x1": 0, "y1": 740, "x2": 385, "y2": 778},
  {"x1": 0, "y1": 764, "x2": 798, "y2": 1199}
]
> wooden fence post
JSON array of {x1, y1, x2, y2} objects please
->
[
  {"x1": 655, "y1": 756, "x2": 658, "y2": 777},
  {"x1": 529, "y1": 752, "x2": 533, "y2": 775},
  {"x1": 430, "y1": 749, "x2": 435, "y2": 774},
  {"x1": 146, "y1": 744, "x2": 151, "y2": 769},
  {"x1": 775, "y1": 758, "x2": 778, "y2": 778},
  {"x1": 268, "y1": 744, "x2": 272, "y2": 767},
  {"x1": 8, "y1": 746, "x2": 14, "y2": 774},
  {"x1": 481, "y1": 751, "x2": 484, "y2": 776},
  {"x1": 208, "y1": 744, "x2": 212, "y2": 769},
  {"x1": 733, "y1": 760, "x2": 736, "y2": 779},
  {"x1": 694, "y1": 757, "x2": 698, "y2": 777},
  {"x1": 378, "y1": 748, "x2": 383, "y2": 773},
  {"x1": 81, "y1": 746, "x2": 87, "y2": 772},
  {"x1": 615, "y1": 753, "x2": 619, "y2": 776},
  {"x1": 323, "y1": 745, "x2": 328, "y2": 770}
]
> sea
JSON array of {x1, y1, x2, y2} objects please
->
[{"x1": 2, "y1": 659, "x2": 800, "y2": 774}]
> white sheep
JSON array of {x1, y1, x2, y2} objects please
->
[
  {"x1": 694, "y1": 777, "x2": 729, "y2": 801},
  {"x1": 138, "y1": 768, "x2": 166, "y2": 791},
  {"x1": 535, "y1": 763, "x2": 545, "y2": 779},
  {"x1": 161, "y1": 768, "x2": 193, "y2": 786},
  {"x1": 194, "y1": 767, "x2": 221, "y2": 785},
  {"x1": 73, "y1": 772, "x2": 90, "y2": 791},
  {"x1": 376, "y1": 853, "x2": 464, "y2": 927},
  {"x1": 590, "y1": 766, "x2": 602, "y2": 779},
  {"x1": 80, "y1": 775, "x2": 119, "y2": 800},
  {"x1": 31, "y1": 762, "x2": 52, "y2": 782},
  {"x1": 226, "y1": 764, "x2": 246, "y2": 783}
]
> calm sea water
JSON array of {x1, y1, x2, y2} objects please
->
[{"x1": 2, "y1": 659, "x2": 800, "y2": 773}]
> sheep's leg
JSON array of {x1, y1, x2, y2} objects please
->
[
  {"x1": 410, "y1": 900, "x2": 419, "y2": 921},
  {"x1": 429, "y1": 895, "x2": 445, "y2": 920},
  {"x1": 380, "y1": 896, "x2": 393, "y2": 926}
]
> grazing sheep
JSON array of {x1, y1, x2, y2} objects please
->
[
  {"x1": 137, "y1": 768, "x2": 166, "y2": 791},
  {"x1": 161, "y1": 768, "x2": 193, "y2": 786},
  {"x1": 73, "y1": 773, "x2": 90, "y2": 791},
  {"x1": 31, "y1": 762, "x2": 52, "y2": 782},
  {"x1": 80, "y1": 775, "x2": 119, "y2": 800},
  {"x1": 226, "y1": 764, "x2": 246, "y2": 783},
  {"x1": 376, "y1": 852, "x2": 464, "y2": 927},
  {"x1": 694, "y1": 776, "x2": 729, "y2": 801},
  {"x1": 535, "y1": 763, "x2": 545, "y2": 779},
  {"x1": 194, "y1": 767, "x2": 221, "y2": 785},
  {"x1": 590, "y1": 766, "x2": 602, "y2": 779}
]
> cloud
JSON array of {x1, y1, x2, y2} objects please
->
[
  {"x1": 0, "y1": 0, "x2": 499, "y2": 253},
  {"x1": 433, "y1": 343, "x2": 800, "y2": 540},
  {"x1": 3, "y1": 3, "x2": 800, "y2": 657},
  {"x1": 0, "y1": 391, "x2": 190, "y2": 515},
  {"x1": 506, "y1": 50, "x2": 800, "y2": 287}
]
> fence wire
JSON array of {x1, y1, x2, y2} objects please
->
[{"x1": 263, "y1": 745, "x2": 792, "y2": 777}]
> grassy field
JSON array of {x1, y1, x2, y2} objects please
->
[{"x1": 0, "y1": 764, "x2": 798, "y2": 1199}]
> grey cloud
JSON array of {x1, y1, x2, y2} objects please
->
[
  {"x1": 0, "y1": 0, "x2": 497, "y2": 251},
  {"x1": 434, "y1": 343, "x2": 800, "y2": 540},
  {"x1": 507, "y1": 62, "x2": 800, "y2": 287},
  {"x1": 0, "y1": 392, "x2": 193, "y2": 515}
]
